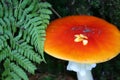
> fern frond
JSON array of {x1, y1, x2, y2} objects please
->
[
  {"x1": 12, "y1": 51, "x2": 37, "y2": 74},
  {"x1": 10, "y1": 63, "x2": 28, "y2": 80},
  {"x1": 1, "y1": 0, "x2": 9, "y2": 17},
  {"x1": 39, "y1": 2, "x2": 52, "y2": 8},
  {"x1": 18, "y1": 42, "x2": 43, "y2": 63},
  {"x1": 4, "y1": 17, "x2": 11, "y2": 31},
  {"x1": 0, "y1": 47, "x2": 10, "y2": 63},
  {"x1": 40, "y1": 14, "x2": 51, "y2": 19},
  {"x1": 0, "y1": 36, "x2": 8, "y2": 51},
  {"x1": 29, "y1": 25, "x2": 45, "y2": 57},
  {"x1": 40, "y1": 9, "x2": 52, "y2": 14},
  {"x1": 3, "y1": 59, "x2": 28, "y2": 80},
  {"x1": 23, "y1": 0, "x2": 37, "y2": 13},
  {"x1": 10, "y1": 72, "x2": 21, "y2": 80},
  {"x1": 18, "y1": 8, "x2": 23, "y2": 21},
  {"x1": 0, "y1": 3, "x2": 3, "y2": 18},
  {"x1": 23, "y1": 17, "x2": 42, "y2": 29},
  {"x1": 21, "y1": 16, "x2": 47, "y2": 59},
  {"x1": 0, "y1": 0, "x2": 52, "y2": 80},
  {"x1": 9, "y1": 35, "x2": 42, "y2": 64},
  {"x1": 0, "y1": 18, "x2": 6, "y2": 27},
  {"x1": 18, "y1": 0, "x2": 38, "y2": 25},
  {"x1": 2, "y1": 59, "x2": 11, "y2": 79},
  {"x1": 9, "y1": 17, "x2": 17, "y2": 35},
  {"x1": 20, "y1": 0, "x2": 30, "y2": 9}
]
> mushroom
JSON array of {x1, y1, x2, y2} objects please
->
[{"x1": 44, "y1": 15, "x2": 120, "y2": 80}]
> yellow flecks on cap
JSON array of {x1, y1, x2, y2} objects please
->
[{"x1": 74, "y1": 34, "x2": 88, "y2": 45}]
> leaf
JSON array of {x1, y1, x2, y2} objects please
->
[
  {"x1": 40, "y1": 14, "x2": 50, "y2": 19},
  {"x1": 10, "y1": 63, "x2": 29, "y2": 80},
  {"x1": 0, "y1": 25, "x2": 3, "y2": 35},
  {"x1": 10, "y1": 72, "x2": 21, "y2": 80},
  {"x1": 0, "y1": 3, "x2": 3, "y2": 18},
  {"x1": 39, "y1": 2, "x2": 52, "y2": 8},
  {"x1": 12, "y1": 51, "x2": 37, "y2": 74},
  {"x1": 40, "y1": 9, "x2": 52, "y2": 14},
  {"x1": 0, "y1": 47, "x2": 10, "y2": 62},
  {"x1": 0, "y1": 0, "x2": 52, "y2": 80},
  {"x1": 20, "y1": 0, "x2": 29, "y2": 9}
]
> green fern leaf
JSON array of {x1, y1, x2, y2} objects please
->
[
  {"x1": 20, "y1": 0, "x2": 29, "y2": 9},
  {"x1": 18, "y1": 8, "x2": 23, "y2": 21},
  {"x1": 10, "y1": 72, "x2": 21, "y2": 80},
  {"x1": 10, "y1": 63, "x2": 28, "y2": 80},
  {"x1": 0, "y1": 36, "x2": 8, "y2": 50},
  {"x1": 39, "y1": 2, "x2": 52, "y2": 8},
  {"x1": 0, "y1": 25, "x2": 3, "y2": 33},
  {"x1": 40, "y1": 14, "x2": 51, "y2": 19},
  {"x1": 0, "y1": 3, "x2": 3, "y2": 18},
  {"x1": 23, "y1": 0, "x2": 37, "y2": 13},
  {"x1": 18, "y1": 42, "x2": 43, "y2": 63},
  {"x1": 0, "y1": 47, "x2": 10, "y2": 62},
  {"x1": 0, "y1": 0, "x2": 52, "y2": 80},
  {"x1": 1, "y1": 0, "x2": 9, "y2": 17},
  {"x1": 40, "y1": 9, "x2": 52, "y2": 14},
  {"x1": 12, "y1": 51, "x2": 37, "y2": 74},
  {"x1": 9, "y1": 17, "x2": 17, "y2": 34},
  {"x1": 4, "y1": 17, "x2": 11, "y2": 31},
  {"x1": 0, "y1": 18, "x2": 6, "y2": 27},
  {"x1": 2, "y1": 59, "x2": 11, "y2": 79}
]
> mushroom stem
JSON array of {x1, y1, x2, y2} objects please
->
[
  {"x1": 67, "y1": 61, "x2": 96, "y2": 80},
  {"x1": 76, "y1": 69, "x2": 93, "y2": 80}
]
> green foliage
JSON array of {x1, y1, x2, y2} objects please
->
[{"x1": 0, "y1": 0, "x2": 52, "y2": 80}]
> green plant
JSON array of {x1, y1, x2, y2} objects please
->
[{"x1": 0, "y1": 0, "x2": 52, "y2": 80}]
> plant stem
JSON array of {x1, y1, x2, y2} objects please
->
[
  {"x1": 42, "y1": 0, "x2": 62, "y2": 18},
  {"x1": 49, "y1": 7, "x2": 61, "y2": 18}
]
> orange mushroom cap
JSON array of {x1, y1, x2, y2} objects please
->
[{"x1": 44, "y1": 15, "x2": 120, "y2": 64}]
